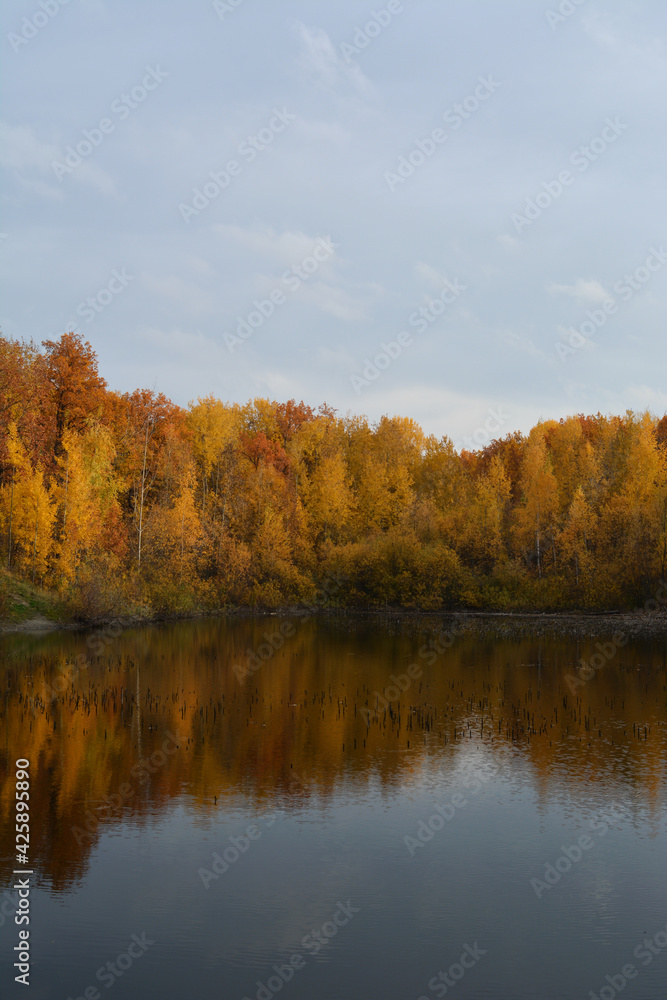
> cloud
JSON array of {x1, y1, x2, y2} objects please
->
[
  {"x1": 215, "y1": 224, "x2": 333, "y2": 266},
  {"x1": 292, "y1": 118, "x2": 352, "y2": 145},
  {"x1": 581, "y1": 10, "x2": 667, "y2": 64},
  {"x1": 0, "y1": 122, "x2": 61, "y2": 172},
  {"x1": 317, "y1": 344, "x2": 358, "y2": 369},
  {"x1": 548, "y1": 278, "x2": 609, "y2": 303},
  {"x1": 17, "y1": 178, "x2": 65, "y2": 201},
  {"x1": 184, "y1": 255, "x2": 215, "y2": 277},
  {"x1": 501, "y1": 325, "x2": 555, "y2": 363},
  {"x1": 79, "y1": 0, "x2": 111, "y2": 20},
  {"x1": 138, "y1": 325, "x2": 225, "y2": 365},
  {"x1": 497, "y1": 234, "x2": 519, "y2": 250},
  {"x1": 141, "y1": 275, "x2": 214, "y2": 314},
  {"x1": 562, "y1": 379, "x2": 589, "y2": 398},
  {"x1": 294, "y1": 281, "x2": 368, "y2": 322},
  {"x1": 414, "y1": 261, "x2": 450, "y2": 289},
  {"x1": 0, "y1": 121, "x2": 117, "y2": 198},
  {"x1": 252, "y1": 367, "x2": 301, "y2": 398},
  {"x1": 623, "y1": 384, "x2": 667, "y2": 413},
  {"x1": 69, "y1": 160, "x2": 118, "y2": 197},
  {"x1": 212, "y1": 224, "x2": 376, "y2": 322},
  {"x1": 341, "y1": 383, "x2": 536, "y2": 443},
  {"x1": 293, "y1": 21, "x2": 375, "y2": 98}
]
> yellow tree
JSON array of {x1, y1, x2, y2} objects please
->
[
  {"x1": 187, "y1": 396, "x2": 239, "y2": 514},
  {"x1": 559, "y1": 487, "x2": 597, "y2": 587},
  {"x1": 463, "y1": 455, "x2": 511, "y2": 569},
  {"x1": 56, "y1": 423, "x2": 122, "y2": 580},
  {"x1": 415, "y1": 434, "x2": 466, "y2": 543},
  {"x1": 305, "y1": 450, "x2": 353, "y2": 543},
  {"x1": 19, "y1": 464, "x2": 55, "y2": 582},
  {"x1": 346, "y1": 416, "x2": 417, "y2": 534},
  {"x1": 605, "y1": 412, "x2": 667, "y2": 590},
  {"x1": 144, "y1": 464, "x2": 204, "y2": 584},
  {"x1": 513, "y1": 432, "x2": 559, "y2": 577},
  {"x1": 544, "y1": 417, "x2": 587, "y2": 515},
  {"x1": 247, "y1": 501, "x2": 311, "y2": 606},
  {"x1": 0, "y1": 423, "x2": 55, "y2": 578},
  {"x1": 254, "y1": 505, "x2": 292, "y2": 574},
  {"x1": 1, "y1": 422, "x2": 27, "y2": 569},
  {"x1": 353, "y1": 453, "x2": 391, "y2": 532},
  {"x1": 374, "y1": 415, "x2": 424, "y2": 483}
]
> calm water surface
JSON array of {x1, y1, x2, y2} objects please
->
[{"x1": 1, "y1": 615, "x2": 666, "y2": 999}]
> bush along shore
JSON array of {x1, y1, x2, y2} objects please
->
[{"x1": 2, "y1": 569, "x2": 667, "y2": 642}]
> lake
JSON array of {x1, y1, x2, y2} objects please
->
[{"x1": 1, "y1": 614, "x2": 666, "y2": 999}]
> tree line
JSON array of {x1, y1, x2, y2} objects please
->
[{"x1": 1, "y1": 331, "x2": 666, "y2": 615}]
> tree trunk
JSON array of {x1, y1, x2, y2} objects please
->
[
  {"x1": 212, "y1": 461, "x2": 220, "y2": 525},
  {"x1": 7, "y1": 466, "x2": 14, "y2": 568},
  {"x1": 138, "y1": 420, "x2": 150, "y2": 568},
  {"x1": 32, "y1": 520, "x2": 37, "y2": 583},
  {"x1": 62, "y1": 454, "x2": 69, "y2": 530},
  {"x1": 180, "y1": 506, "x2": 185, "y2": 583}
]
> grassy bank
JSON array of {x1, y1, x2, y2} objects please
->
[{"x1": 0, "y1": 568, "x2": 69, "y2": 628}]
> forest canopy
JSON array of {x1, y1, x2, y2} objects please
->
[{"x1": 1, "y1": 331, "x2": 666, "y2": 616}]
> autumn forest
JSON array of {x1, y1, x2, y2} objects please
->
[{"x1": 1, "y1": 331, "x2": 666, "y2": 618}]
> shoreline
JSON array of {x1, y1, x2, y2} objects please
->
[{"x1": 2, "y1": 604, "x2": 667, "y2": 640}]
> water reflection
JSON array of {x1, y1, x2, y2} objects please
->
[{"x1": 1, "y1": 615, "x2": 665, "y2": 892}]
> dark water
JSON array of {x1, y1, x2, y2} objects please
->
[{"x1": 1, "y1": 615, "x2": 666, "y2": 1000}]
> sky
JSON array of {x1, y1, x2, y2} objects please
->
[{"x1": 1, "y1": 0, "x2": 666, "y2": 449}]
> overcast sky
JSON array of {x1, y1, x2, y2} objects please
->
[{"x1": 1, "y1": 0, "x2": 666, "y2": 446}]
